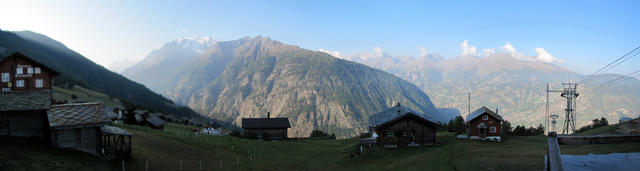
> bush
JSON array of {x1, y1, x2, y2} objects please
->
[
  {"x1": 309, "y1": 130, "x2": 336, "y2": 139},
  {"x1": 230, "y1": 129, "x2": 242, "y2": 137},
  {"x1": 575, "y1": 117, "x2": 609, "y2": 133}
]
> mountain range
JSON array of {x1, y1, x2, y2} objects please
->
[
  {"x1": 337, "y1": 51, "x2": 640, "y2": 128},
  {"x1": 123, "y1": 36, "x2": 451, "y2": 137}
]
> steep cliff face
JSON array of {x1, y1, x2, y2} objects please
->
[{"x1": 127, "y1": 36, "x2": 443, "y2": 137}]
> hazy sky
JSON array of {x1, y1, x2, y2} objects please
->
[{"x1": 0, "y1": 0, "x2": 639, "y2": 75}]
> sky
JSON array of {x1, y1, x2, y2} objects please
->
[{"x1": 0, "y1": 0, "x2": 639, "y2": 75}]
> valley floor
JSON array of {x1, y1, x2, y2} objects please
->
[{"x1": 2, "y1": 123, "x2": 639, "y2": 171}]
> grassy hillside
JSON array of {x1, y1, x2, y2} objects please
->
[
  {"x1": 53, "y1": 86, "x2": 123, "y2": 107},
  {"x1": 576, "y1": 118, "x2": 640, "y2": 135}
]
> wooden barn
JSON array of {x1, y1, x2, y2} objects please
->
[
  {"x1": 466, "y1": 106, "x2": 503, "y2": 141},
  {"x1": 242, "y1": 113, "x2": 290, "y2": 140},
  {"x1": 47, "y1": 102, "x2": 112, "y2": 154},
  {"x1": 1, "y1": 52, "x2": 59, "y2": 139},
  {"x1": 370, "y1": 103, "x2": 441, "y2": 147}
]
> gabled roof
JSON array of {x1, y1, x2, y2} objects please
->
[
  {"x1": 1, "y1": 52, "x2": 60, "y2": 75},
  {"x1": 0, "y1": 90, "x2": 51, "y2": 112},
  {"x1": 465, "y1": 106, "x2": 503, "y2": 123},
  {"x1": 369, "y1": 105, "x2": 441, "y2": 127},
  {"x1": 145, "y1": 114, "x2": 166, "y2": 128},
  {"x1": 374, "y1": 112, "x2": 442, "y2": 129},
  {"x1": 47, "y1": 102, "x2": 111, "y2": 128},
  {"x1": 242, "y1": 118, "x2": 291, "y2": 129}
]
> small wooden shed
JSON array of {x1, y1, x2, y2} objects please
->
[
  {"x1": 47, "y1": 102, "x2": 111, "y2": 155},
  {"x1": 370, "y1": 103, "x2": 441, "y2": 147},
  {"x1": 101, "y1": 125, "x2": 133, "y2": 160},
  {"x1": 242, "y1": 113, "x2": 290, "y2": 140}
]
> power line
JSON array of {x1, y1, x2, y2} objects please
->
[
  {"x1": 579, "y1": 46, "x2": 640, "y2": 84},
  {"x1": 591, "y1": 70, "x2": 640, "y2": 90}
]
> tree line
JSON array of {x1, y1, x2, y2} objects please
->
[{"x1": 442, "y1": 116, "x2": 545, "y2": 136}]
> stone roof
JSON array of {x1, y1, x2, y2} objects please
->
[
  {"x1": 145, "y1": 114, "x2": 166, "y2": 128},
  {"x1": 101, "y1": 125, "x2": 133, "y2": 136},
  {"x1": 465, "y1": 106, "x2": 503, "y2": 123},
  {"x1": 369, "y1": 104, "x2": 440, "y2": 127},
  {"x1": 0, "y1": 90, "x2": 51, "y2": 112},
  {"x1": 47, "y1": 102, "x2": 111, "y2": 127},
  {"x1": 242, "y1": 118, "x2": 291, "y2": 129}
]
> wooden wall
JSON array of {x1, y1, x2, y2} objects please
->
[
  {"x1": 52, "y1": 127, "x2": 101, "y2": 154},
  {"x1": 468, "y1": 114, "x2": 502, "y2": 137},
  {"x1": 244, "y1": 128, "x2": 288, "y2": 140},
  {"x1": 375, "y1": 117, "x2": 437, "y2": 146},
  {"x1": 0, "y1": 56, "x2": 54, "y2": 92},
  {"x1": 0, "y1": 111, "x2": 49, "y2": 139}
]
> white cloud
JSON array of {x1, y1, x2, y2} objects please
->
[
  {"x1": 460, "y1": 40, "x2": 477, "y2": 56},
  {"x1": 418, "y1": 46, "x2": 428, "y2": 57},
  {"x1": 483, "y1": 48, "x2": 495, "y2": 56},
  {"x1": 499, "y1": 42, "x2": 525, "y2": 57},
  {"x1": 318, "y1": 49, "x2": 344, "y2": 59},
  {"x1": 532, "y1": 48, "x2": 562, "y2": 63},
  {"x1": 181, "y1": 29, "x2": 188, "y2": 33}
]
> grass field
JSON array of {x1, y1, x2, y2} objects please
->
[
  {"x1": 118, "y1": 123, "x2": 640, "y2": 171},
  {"x1": 3, "y1": 123, "x2": 639, "y2": 171},
  {"x1": 0, "y1": 139, "x2": 115, "y2": 171}
]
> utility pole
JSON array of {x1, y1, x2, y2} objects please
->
[
  {"x1": 468, "y1": 92, "x2": 471, "y2": 116},
  {"x1": 547, "y1": 82, "x2": 579, "y2": 134},
  {"x1": 546, "y1": 83, "x2": 549, "y2": 134}
]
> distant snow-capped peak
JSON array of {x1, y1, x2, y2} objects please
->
[{"x1": 171, "y1": 36, "x2": 215, "y2": 54}]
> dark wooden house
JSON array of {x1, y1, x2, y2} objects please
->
[
  {"x1": 466, "y1": 106, "x2": 503, "y2": 141},
  {"x1": 1, "y1": 52, "x2": 59, "y2": 139},
  {"x1": 48, "y1": 102, "x2": 112, "y2": 154},
  {"x1": 242, "y1": 113, "x2": 290, "y2": 140},
  {"x1": 370, "y1": 104, "x2": 441, "y2": 147}
]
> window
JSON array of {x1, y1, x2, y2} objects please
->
[
  {"x1": 34, "y1": 67, "x2": 41, "y2": 74},
  {"x1": 490, "y1": 127, "x2": 496, "y2": 133},
  {"x1": 16, "y1": 80, "x2": 24, "y2": 87},
  {"x1": 16, "y1": 67, "x2": 23, "y2": 74},
  {"x1": 1, "y1": 73, "x2": 8, "y2": 82},
  {"x1": 1, "y1": 88, "x2": 9, "y2": 93},
  {"x1": 27, "y1": 67, "x2": 33, "y2": 74},
  {"x1": 483, "y1": 115, "x2": 488, "y2": 120},
  {"x1": 35, "y1": 79, "x2": 43, "y2": 88},
  {"x1": 385, "y1": 131, "x2": 395, "y2": 137}
]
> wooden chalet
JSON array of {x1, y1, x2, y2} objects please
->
[
  {"x1": 242, "y1": 112, "x2": 290, "y2": 140},
  {"x1": 466, "y1": 106, "x2": 503, "y2": 141},
  {"x1": 1, "y1": 52, "x2": 59, "y2": 139},
  {"x1": 370, "y1": 103, "x2": 441, "y2": 147},
  {"x1": 133, "y1": 111, "x2": 167, "y2": 130}
]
